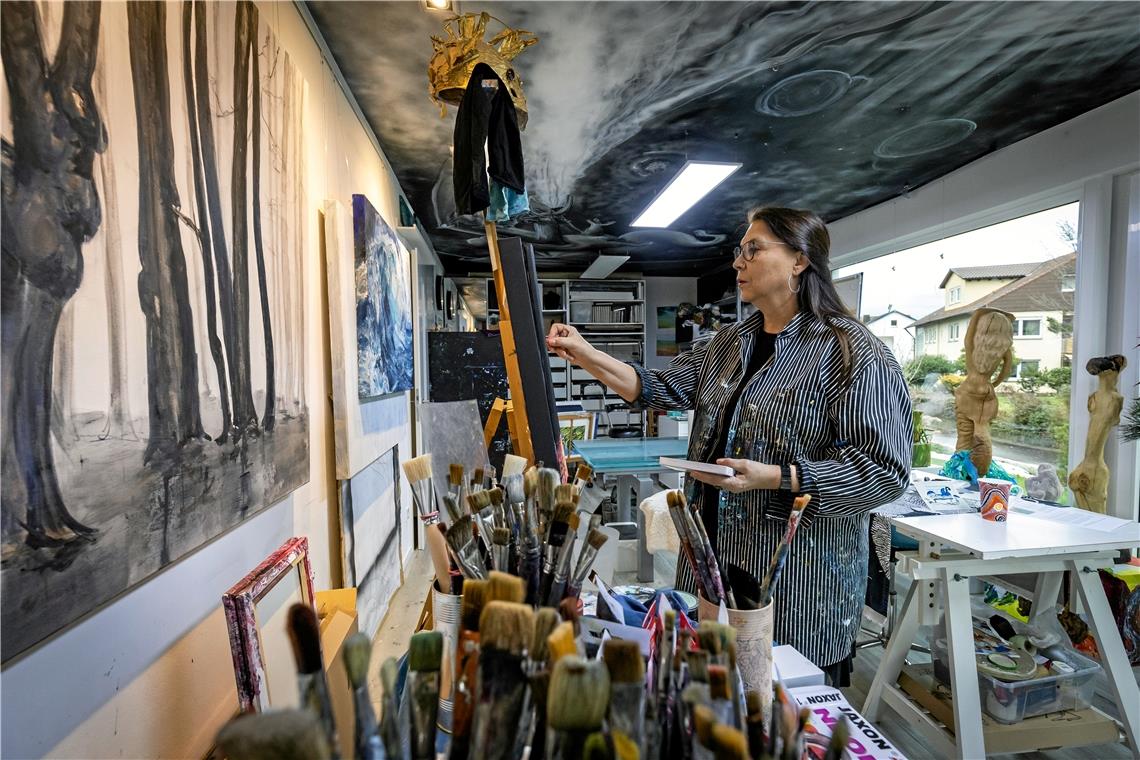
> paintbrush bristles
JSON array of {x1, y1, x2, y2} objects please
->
[
  {"x1": 712, "y1": 724, "x2": 750, "y2": 760},
  {"x1": 546, "y1": 621, "x2": 578, "y2": 664},
  {"x1": 446, "y1": 515, "x2": 476, "y2": 549},
  {"x1": 504, "y1": 475, "x2": 525, "y2": 505},
  {"x1": 586, "y1": 528, "x2": 608, "y2": 551},
  {"x1": 487, "y1": 570, "x2": 526, "y2": 604},
  {"x1": 449, "y1": 463, "x2": 464, "y2": 486},
  {"x1": 554, "y1": 483, "x2": 578, "y2": 505},
  {"x1": 698, "y1": 621, "x2": 736, "y2": 656},
  {"x1": 502, "y1": 454, "x2": 528, "y2": 478},
  {"x1": 401, "y1": 454, "x2": 433, "y2": 484},
  {"x1": 287, "y1": 604, "x2": 323, "y2": 674},
  {"x1": 342, "y1": 632, "x2": 372, "y2": 690},
  {"x1": 460, "y1": 579, "x2": 488, "y2": 631},
  {"x1": 693, "y1": 704, "x2": 717, "y2": 748},
  {"x1": 531, "y1": 608, "x2": 561, "y2": 663},
  {"x1": 216, "y1": 710, "x2": 331, "y2": 760},
  {"x1": 575, "y1": 463, "x2": 592, "y2": 483},
  {"x1": 479, "y1": 601, "x2": 534, "y2": 655},
  {"x1": 547, "y1": 656, "x2": 610, "y2": 732},
  {"x1": 601, "y1": 639, "x2": 645, "y2": 684},
  {"x1": 708, "y1": 665, "x2": 730, "y2": 700},
  {"x1": 409, "y1": 631, "x2": 443, "y2": 672},
  {"x1": 466, "y1": 490, "x2": 492, "y2": 515}
]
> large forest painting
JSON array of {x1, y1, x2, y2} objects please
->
[{"x1": 0, "y1": 0, "x2": 310, "y2": 660}]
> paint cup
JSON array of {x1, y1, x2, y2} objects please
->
[
  {"x1": 432, "y1": 581, "x2": 462, "y2": 733},
  {"x1": 698, "y1": 594, "x2": 774, "y2": 727},
  {"x1": 979, "y1": 478, "x2": 1011, "y2": 522}
]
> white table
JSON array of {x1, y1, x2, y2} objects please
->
[{"x1": 863, "y1": 511, "x2": 1140, "y2": 759}]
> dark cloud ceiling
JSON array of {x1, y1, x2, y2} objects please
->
[{"x1": 306, "y1": 1, "x2": 1140, "y2": 276}]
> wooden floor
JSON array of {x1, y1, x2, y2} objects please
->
[{"x1": 372, "y1": 549, "x2": 1136, "y2": 759}]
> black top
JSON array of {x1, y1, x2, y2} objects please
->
[{"x1": 702, "y1": 329, "x2": 777, "y2": 548}]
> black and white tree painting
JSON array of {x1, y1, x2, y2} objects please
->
[{"x1": 1, "y1": 0, "x2": 310, "y2": 661}]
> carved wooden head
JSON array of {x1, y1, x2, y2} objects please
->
[{"x1": 964, "y1": 307, "x2": 1014, "y2": 381}]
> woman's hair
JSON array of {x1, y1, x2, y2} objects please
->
[{"x1": 747, "y1": 205, "x2": 880, "y2": 384}]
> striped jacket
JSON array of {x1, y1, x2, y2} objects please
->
[{"x1": 631, "y1": 308, "x2": 911, "y2": 665}]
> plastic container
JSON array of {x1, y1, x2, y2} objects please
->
[{"x1": 932, "y1": 636, "x2": 1102, "y2": 723}]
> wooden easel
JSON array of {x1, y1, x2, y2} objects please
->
[{"x1": 485, "y1": 220, "x2": 535, "y2": 463}]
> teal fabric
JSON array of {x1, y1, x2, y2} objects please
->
[
  {"x1": 939, "y1": 449, "x2": 1015, "y2": 485},
  {"x1": 487, "y1": 179, "x2": 529, "y2": 221}
]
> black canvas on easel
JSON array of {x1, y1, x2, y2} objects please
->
[
  {"x1": 426, "y1": 331, "x2": 511, "y2": 471},
  {"x1": 498, "y1": 236, "x2": 561, "y2": 469}
]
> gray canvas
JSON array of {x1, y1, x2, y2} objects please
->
[
  {"x1": 353, "y1": 194, "x2": 414, "y2": 399},
  {"x1": 1, "y1": 1, "x2": 309, "y2": 661}
]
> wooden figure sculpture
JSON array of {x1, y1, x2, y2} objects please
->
[
  {"x1": 1069, "y1": 354, "x2": 1128, "y2": 513},
  {"x1": 955, "y1": 308, "x2": 1015, "y2": 478}
]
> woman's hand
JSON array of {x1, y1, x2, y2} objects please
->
[
  {"x1": 546, "y1": 323, "x2": 594, "y2": 366},
  {"x1": 686, "y1": 458, "x2": 782, "y2": 493}
]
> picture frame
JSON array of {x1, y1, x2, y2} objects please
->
[
  {"x1": 222, "y1": 536, "x2": 317, "y2": 712},
  {"x1": 558, "y1": 411, "x2": 596, "y2": 454}
]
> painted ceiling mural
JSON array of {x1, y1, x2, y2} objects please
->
[{"x1": 307, "y1": 1, "x2": 1140, "y2": 276}]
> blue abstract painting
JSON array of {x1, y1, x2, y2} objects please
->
[{"x1": 353, "y1": 194, "x2": 414, "y2": 398}]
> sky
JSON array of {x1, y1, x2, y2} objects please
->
[{"x1": 833, "y1": 202, "x2": 1080, "y2": 322}]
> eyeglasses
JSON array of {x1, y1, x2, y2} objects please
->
[{"x1": 732, "y1": 239, "x2": 793, "y2": 261}]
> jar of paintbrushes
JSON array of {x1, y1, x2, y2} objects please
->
[{"x1": 671, "y1": 489, "x2": 812, "y2": 734}]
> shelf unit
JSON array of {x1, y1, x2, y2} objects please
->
[{"x1": 486, "y1": 278, "x2": 646, "y2": 435}]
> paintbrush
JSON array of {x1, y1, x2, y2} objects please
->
[
  {"x1": 449, "y1": 462, "x2": 466, "y2": 504},
  {"x1": 539, "y1": 498, "x2": 576, "y2": 603},
  {"x1": 711, "y1": 723, "x2": 750, "y2": 760},
  {"x1": 698, "y1": 621, "x2": 740, "y2": 728},
  {"x1": 486, "y1": 570, "x2": 526, "y2": 604},
  {"x1": 547, "y1": 656, "x2": 611, "y2": 760},
  {"x1": 760, "y1": 495, "x2": 812, "y2": 606},
  {"x1": 486, "y1": 464, "x2": 498, "y2": 490},
  {"x1": 407, "y1": 631, "x2": 443, "y2": 760},
  {"x1": 403, "y1": 455, "x2": 453, "y2": 589},
  {"x1": 573, "y1": 463, "x2": 593, "y2": 490},
  {"x1": 492, "y1": 526, "x2": 511, "y2": 571},
  {"x1": 786, "y1": 708, "x2": 810, "y2": 760},
  {"x1": 524, "y1": 608, "x2": 562, "y2": 760},
  {"x1": 823, "y1": 715, "x2": 850, "y2": 760},
  {"x1": 446, "y1": 515, "x2": 487, "y2": 579},
  {"x1": 472, "y1": 467, "x2": 485, "y2": 493},
  {"x1": 451, "y1": 580, "x2": 487, "y2": 755},
  {"x1": 564, "y1": 528, "x2": 609, "y2": 601},
  {"x1": 655, "y1": 609, "x2": 677, "y2": 760},
  {"x1": 547, "y1": 620, "x2": 579, "y2": 664},
  {"x1": 666, "y1": 490, "x2": 716, "y2": 603},
  {"x1": 692, "y1": 703, "x2": 717, "y2": 760},
  {"x1": 379, "y1": 657, "x2": 400, "y2": 760},
  {"x1": 438, "y1": 523, "x2": 464, "y2": 594},
  {"x1": 502, "y1": 453, "x2": 528, "y2": 479},
  {"x1": 286, "y1": 604, "x2": 340, "y2": 759},
  {"x1": 707, "y1": 665, "x2": 733, "y2": 727},
  {"x1": 443, "y1": 494, "x2": 466, "y2": 526},
  {"x1": 470, "y1": 601, "x2": 535, "y2": 760},
  {"x1": 342, "y1": 633, "x2": 383, "y2": 760},
  {"x1": 603, "y1": 639, "x2": 647, "y2": 753},
  {"x1": 546, "y1": 513, "x2": 579, "y2": 606},
  {"x1": 678, "y1": 490, "x2": 729, "y2": 606},
  {"x1": 744, "y1": 690, "x2": 764, "y2": 760},
  {"x1": 536, "y1": 468, "x2": 560, "y2": 540},
  {"x1": 466, "y1": 490, "x2": 496, "y2": 559},
  {"x1": 215, "y1": 710, "x2": 330, "y2": 760}
]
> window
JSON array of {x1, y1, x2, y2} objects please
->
[
  {"x1": 1010, "y1": 360, "x2": 1040, "y2": 379},
  {"x1": 1061, "y1": 274, "x2": 1076, "y2": 293},
  {"x1": 1012, "y1": 318, "x2": 1042, "y2": 337},
  {"x1": 831, "y1": 201, "x2": 1079, "y2": 487},
  {"x1": 890, "y1": 319, "x2": 898, "y2": 326}
]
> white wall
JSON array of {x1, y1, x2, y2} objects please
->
[
  {"x1": 830, "y1": 91, "x2": 1140, "y2": 520},
  {"x1": 0, "y1": 3, "x2": 424, "y2": 757},
  {"x1": 644, "y1": 277, "x2": 699, "y2": 370}
]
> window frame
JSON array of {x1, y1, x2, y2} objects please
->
[
  {"x1": 948, "y1": 322, "x2": 960, "y2": 341},
  {"x1": 949, "y1": 286, "x2": 962, "y2": 304},
  {"x1": 1012, "y1": 316, "x2": 1043, "y2": 339}
]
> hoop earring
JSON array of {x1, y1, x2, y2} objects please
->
[{"x1": 787, "y1": 272, "x2": 801, "y2": 294}]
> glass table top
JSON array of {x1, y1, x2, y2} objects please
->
[{"x1": 571, "y1": 436, "x2": 689, "y2": 473}]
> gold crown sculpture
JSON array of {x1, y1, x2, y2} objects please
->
[{"x1": 428, "y1": 11, "x2": 538, "y2": 129}]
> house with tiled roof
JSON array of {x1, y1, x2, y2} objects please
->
[
  {"x1": 913, "y1": 253, "x2": 1076, "y2": 378},
  {"x1": 861, "y1": 309, "x2": 917, "y2": 365}
]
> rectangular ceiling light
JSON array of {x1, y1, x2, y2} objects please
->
[{"x1": 630, "y1": 160, "x2": 742, "y2": 228}]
